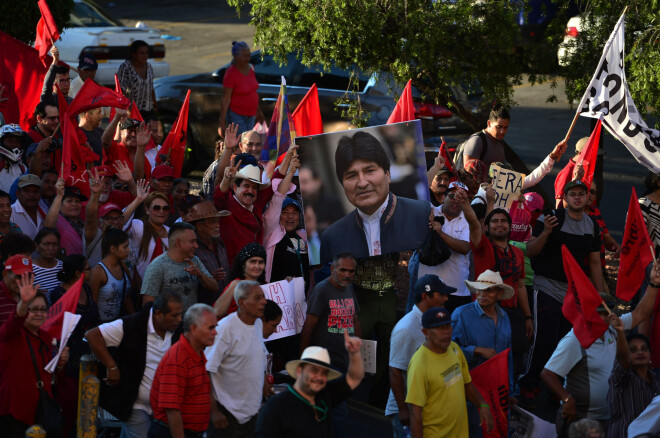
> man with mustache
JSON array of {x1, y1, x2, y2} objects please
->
[{"x1": 319, "y1": 131, "x2": 430, "y2": 263}]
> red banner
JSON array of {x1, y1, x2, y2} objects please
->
[
  {"x1": 387, "y1": 79, "x2": 415, "y2": 124},
  {"x1": 35, "y1": 0, "x2": 60, "y2": 65},
  {"x1": 67, "y1": 78, "x2": 130, "y2": 116},
  {"x1": 617, "y1": 187, "x2": 654, "y2": 300},
  {"x1": 157, "y1": 89, "x2": 191, "y2": 177},
  {"x1": 292, "y1": 84, "x2": 323, "y2": 137},
  {"x1": 440, "y1": 138, "x2": 455, "y2": 175},
  {"x1": 470, "y1": 349, "x2": 510, "y2": 438},
  {"x1": 42, "y1": 277, "x2": 83, "y2": 339},
  {"x1": 574, "y1": 119, "x2": 601, "y2": 188},
  {"x1": 562, "y1": 245, "x2": 609, "y2": 348}
]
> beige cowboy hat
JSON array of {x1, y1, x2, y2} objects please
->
[
  {"x1": 236, "y1": 164, "x2": 268, "y2": 186},
  {"x1": 464, "y1": 269, "x2": 515, "y2": 301},
  {"x1": 285, "y1": 346, "x2": 342, "y2": 381},
  {"x1": 185, "y1": 200, "x2": 230, "y2": 222}
]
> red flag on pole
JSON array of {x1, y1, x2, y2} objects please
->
[
  {"x1": 561, "y1": 245, "x2": 609, "y2": 348},
  {"x1": 469, "y1": 349, "x2": 510, "y2": 438},
  {"x1": 617, "y1": 188, "x2": 655, "y2": 300},
  {"x1": 292, "y1": 84, "x2": 323, "y2": 137},
  {"x1": 35, "y1": 0, "x2": 60, "y2": 66},
  {"x1": 0, "y1": 31, "x2": 48, "y2": 130},
  {"x1": 439, "y1": 138, "x2": 455, "y2": 174},
  {"x1": 42, "y1": 277, "x2": 83, "y2": 339},
  {"x1": 554, "y1": 120, "x2": 601, "y2": 200},
  {"x1": 387, "y1": 79, "x2": 415, "y2": 124},
  {"x1": 67, "y1": 78, "x2": 130, "y2": 116},
  {"x1": 157, "y1": 89, "x2": 191, "y2": 177}
]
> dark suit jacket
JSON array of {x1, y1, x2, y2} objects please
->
[{"x1": 320, "y1": 193, "x2": 430, "y2": 264}]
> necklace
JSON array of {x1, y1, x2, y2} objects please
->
[{"x1": 287, "y1": 385, "x2": 328, "y2": 422}]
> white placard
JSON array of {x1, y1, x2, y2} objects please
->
[
  {"x1": 262, "y1": 277, "x2": 307, "y2": 341},
  {"x1": 360, "y1": 340, "x2": 377, "y2": 374}
]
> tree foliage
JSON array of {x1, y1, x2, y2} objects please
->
[
  {"x1": 0, "y1": 0, "x2": 73, "y2": 45},
  {"x1": 228, "y1": 0, "x2": 533, "y2": 130},
  {"x1": 559, "y1": 0, "x2": 660, "y2": 126}
]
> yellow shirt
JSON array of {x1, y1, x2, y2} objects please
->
[{"x1": 405, "y1": 342, "x2": 471, "y2": 437}]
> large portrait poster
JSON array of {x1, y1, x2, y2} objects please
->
[{"x1": 297, "y1": 120, "x2": 431, "y2": 264}]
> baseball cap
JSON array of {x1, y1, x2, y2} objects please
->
[
  {"x1": 422, "y1": 307, "x2": 452, "y2": 329},
  {"x1": 5, "y1": 255, "x2": 33, "y2": 276},
  {"x1": 232, "y1": 152, "x2": 259, "y2": 168},
  {"x1": 119, "y1": 119, "x2": 141, "y2": 130},
  {"x1": 282, "y1": 198, "x2": 301, "y2": 211},
  {"x1": 447, "y1": 181, "x2": 469, "y2": 192},
  {"x1": 17, "y1": 174, "x2": 42, "y2": 189},
  {"x1": 415, "y1": 275, "x2": 457, "y2": 298},
  {"x1": 78, "y1": 54, "x2": 98, "y2": 71},
  {"x1": 63, "y1": 186, "x2": 88, "y2": 202},
  {"x1": 152, "y1": 165, "x2": 175, "y2": 180},
  {"x1": 99, "y1": 203, "x2": 122, "y2": 218},
  {"x1": 435, "y1": 167, "x2": 454, "y2": 178},
  {"x1": 564, "y1": 180, "x2": 589, "y2": 193}
]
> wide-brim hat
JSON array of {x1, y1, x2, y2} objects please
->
[
  {"x1": 464, "y1": 269, "x2": 515, "y2": 300},
  {"x1": 186, "y1": 200, "x2": 230, "y2": 222},
  {"x1": 285, "y1": 346, "x2": 342, "y2": 381},
  {"x1": 236, "y1": 164, "x2": 268, "y2": 186}
]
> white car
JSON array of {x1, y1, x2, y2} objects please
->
[
  {"x1": 557, "y1": 15, "x2": 584, "y2": 67},
  {"x1": 55, "y1": 0, "x2": 170, "y2": 86}
]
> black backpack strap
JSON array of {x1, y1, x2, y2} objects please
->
[
  {"x1": 25, "y1": 332, "x2": 45, "y2": 389},
  {"x1": 477, "y1": 131, "x2": 488, "y2": 161}
]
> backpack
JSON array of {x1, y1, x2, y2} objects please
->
[{"x1": 453, "y1": 131, "x2": 488, "y2": 171}]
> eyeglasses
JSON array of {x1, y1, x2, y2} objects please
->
[
  {"x1": 28, "y1": 307, "x2": 48, "y2": 314},
  {"x1": 151, "y1": 205, "x2": 171, "y2": 212},
  {"x1": 55, "y1": 78, "x2": 72, "y2": 83},
  {"x1": 243, "y1": 142, "x2": 262, "y2": 147},
  {"x1": 113, "y1": 183, "x2": 129, "y2": 191},
  {"x1": 446, "y1": 192, "x2": 460, "y2": 200}
]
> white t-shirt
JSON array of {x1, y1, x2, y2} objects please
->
[
  {"x1": 418, "y1": 206, "x2": 471, "y2": 296},
  {"x1": 125, "y1": 218, "x2": 169, "y2": 278},
  {"x1": 98, "y1": 309, "x2": 174, "y2": 414},
  {"x1": 205, "y1": 312, "x2": 265, "y2": 424}
]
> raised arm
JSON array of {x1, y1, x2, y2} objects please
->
[
  {"x1": 630, "y1": 262, "x2": 660, "y2": 328},
  {"x1": 427, "y1": 152, "x2": 446, "y2": 187},
  {"x1": 525, "y1": 214, "x2": 558, "y2": 258},
  {"x1": 85, "y1": 170, "x2": 103, "y2": 244},
  {"x1": 215, "y1": 123, "x2": 239, "y2": 185},
  {"x1": 344, "y1": 330, "x2": 364, "y2": 389},
  {"x1": 133, "y1": 122, "x2": 150, "y2": 181},
  {"x1": 44, "y1": 178, "x2": 65, "y2": 228},
  {"x1": 122, "y1": 179, "x2": 149, "y2": 224},
  {"x1": 102, "y1": 108, "x2": 127, "y2": 154},
  {"x1": 217, "y1": 88, "x2": 234, "y2": 138}
]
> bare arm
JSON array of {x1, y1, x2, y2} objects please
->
[
  {"x1": 344, "y1": 331, "x2": 364, "y2": 390},
  {"x1": 44, "y1": 179, "x2": 65, "y2": 228},
  {"x1": 588, "y1": 252, "x2": 605, "y2": 292},
  {"x1": 132, "y1": 122, "x2": 150, "y2": 181},
  {"x1": 215, "y1": 123, "x2": 239, "y2": 185},
  {"x1": 610, "y1": 314, "x2": 631, "y2": 369},
  {"x1": 213, "y1": 280, "x2": 238, "y2": 318},
  {"x1": 102, "y1": 109, "x2": 127, "y2": 154},
  {"x1": 461, "y1": 194, "x2": 482, "y2": 247},
  {"x1": 166, "y1": 409, "x2": 186, "y2": 438},
  {"x1": 84, "y1": 326, "x2": 120, "y2": 385},
  {"x1": 631, "y1": 262, "x2": 660, "y2": 328},
  {"x1": 299, "y1": 313, "x2": 319, "y2": 353},
  {"x1": 436, "y1": 228, "x2": 470, "y2": 255},
  {"x1": 85, "y1": 173, "x2": 103, "y2": 244},
  {"x1": 410, "y1": 404, "x2": 423, "y2": 438},
  {"x1": 465, "y1": 382, "x2": 494, "y2": 433},
  {"x1": 217, "y1": 88, "x2": 233, "y2": 138},
  {"x1": 88, "y1": 266, "x2": 106, "y2": 306},
  {"x1": 541, "y1": 368, "x2": 577, "y2": 423},
  {"x1": 525, "y1": 214, "x2": 558, "y2": 258},
  {"x1": 389, "y1": 367, "x2": 410, "y2": 425},
  {"x1": 427, "y1": 152, "x2": 446, "y2": 187}
]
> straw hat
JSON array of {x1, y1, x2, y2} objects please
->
[
  {"x1": 464, "y1": 270, "x2": 515, "y2": 300},
  {"x1": 285, "y1": 346, "x2": 342, "y2": 381}
]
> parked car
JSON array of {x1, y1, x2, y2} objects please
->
[
  {"x1": 55, "y1": 0, "x2": 169, "y2": 86},
  {"x1": 154, "y1": 50, "x2": 487, "y2": 174}
]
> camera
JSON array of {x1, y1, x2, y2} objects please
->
[{"x1": 47, "y1": 138, "x2": 63, "y2": 153}]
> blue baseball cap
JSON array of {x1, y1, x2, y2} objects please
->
[
  {"x1": 282, "y1": 197, "x2": 301, "y2": 211},
  {"x1": 78, "y1": 54, "x2": 98, "y2": 71},
  {"x1": 415, "y1": 275, "x2": 456, "y2": 299},
  {"x1": 422, "y1": 307, "x2": 452, "y2": 329}
]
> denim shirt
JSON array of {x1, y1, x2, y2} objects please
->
[{"x1": 451, "y1": 300, "x2": 514, "y2": 390}]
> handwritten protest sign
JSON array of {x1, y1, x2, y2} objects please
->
[
  {"x1": 262, "y1": 277, "x2": 306, "y2": 341},
  {"x1": 490, "y1": 164, "x2": 525, "y2": 210}
]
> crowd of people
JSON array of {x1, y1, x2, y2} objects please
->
[{"x1": 0, "y1": 35, "x2": 659, "y2": 438}]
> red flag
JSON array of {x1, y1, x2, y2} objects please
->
[
  {"x1": 109, "y1": 74, "x2": 123, "y2": 122},
  {"x1": 35, "y1": 0, "x2": 60, "y2": 66},
  {"x1": 439, "y1": 138, "x2": 455, "y2": 174},
  {"x1": 561, "y1": 245, "x2": 609, "y2": 348},
  {"x1": 67, "y1": 78, "x2": 130, "y2": 116},
  {"x1": 470, "y1": 349, "x2": 510, "y2": 438},
  {"x1": 157, "y1": 90, "x2": 191, "y2": 177},
  {"x1": 555, "y1": 121, "x2": 601, "y2": 200},
  {"x1": 61, "y1": 114, "x2": 87, "y2": 180},
  {"x1": 42, "y1": 277, "x2": 83, "y2": 339},
  {"x1": 387, "y1": 79, "x2": 415, "y2": 124},
  {"x1": 0, "y1": 31, "x2": 48, "y2": 130},
  {"x1": 292, "y1": 84, "x2": 323, "y2": 137},
  {"x1": 55, "y1": 83, "x2": 68, "y2": 115},
  {"x1": 617, "y1": 188, "x2": 654, "y2": 300}
]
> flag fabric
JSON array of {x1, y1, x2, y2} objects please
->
[
  {"x1": 291, "y1": 84, "x2": 323, "y2": 137},
  {"x1": 617, "y1": 188, "x2": 654, "y2": 300},
  {"x1": 35, "y1": 0, "x2": 60, "y2": 66},
  {"x1": 440, "y1": 138, "x2": 455, "y2": 175},
  {"x1": 387, "y1": 79, "x2": 415, "y2": 124},
  {"x1": 576, "y1": 12, "x2": 660, "y2": 173},
  {"x1": 0, "y1": 31, "x2": 49, "y2": 130},
  {"x1": 109, "y1": 74, "x2": 123, "y2": 122},
  {"x1": 561, "y1": 245, "x2": 609, "y2": 348},
  {"x1": 42, "y1": 277, "x2": 84, "y2": 339},
  {"x1": 554, "y1": 120, "x2": 601, "y2": 199},
  {"x1": 262, "y1": 76, "x2": 296, "y2": 164},
  {"x1": 469, "y1": 349, "x2": 510, "y2": 438},
  {"x1": 66, "y1": 78, "x2": 130, "y2": 116},
  {"x1": 157, "y1": 90, "x2": 191, "y2": 177},
  {"x1": 55, "y1": 83, "x2": 68, "y2": 115}
]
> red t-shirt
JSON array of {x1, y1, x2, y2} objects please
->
[
  {"x1": 150, "y1": 335, "x2": 211, "y2": 432},
  {"x1": 103, "y1": 141, "x2": 152, "y2": 180},
  {"x1": 223, "y1": 65, "x2": 259, "y2": 117},
  {"x1": 471, "y1": 234, "x2": 525, "y2": 308}
]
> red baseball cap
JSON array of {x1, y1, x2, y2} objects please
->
[
  {"x1": 5, "y1": 255, "x2": 33, "y2": 275},
  {"x1": 152, "y1": 165, "x2": 174, "y2": 180},
  {"x1": 99, "y1": 203, "x2": 122, "y2": 218}
]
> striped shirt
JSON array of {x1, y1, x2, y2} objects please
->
[
  {"x1": 150, "y1": 335, "x2": 211, "y2": 432},
  {"x1": 33, "y1": 260, "x2": 63, "y2": 297}
]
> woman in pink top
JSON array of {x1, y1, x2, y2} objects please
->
[
  {"x1": 44, "y1": 180, "x2": 87, "y2": 257},
  {"x1": 218, "y1": 41, "x2": 265, "y2": 137}
]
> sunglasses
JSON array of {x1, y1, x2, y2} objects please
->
[{"x1": 151, "y1": 205, "x2": 170, "y2": 212}]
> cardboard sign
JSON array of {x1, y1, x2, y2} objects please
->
[
  {"x1": 262, "y1": 277, "x2": 307, "y2": 341},
  {"x1": 490, "y1": 164, "x2": 525, "y2": 210},
  {"x1": 360, "y1": 340, "x2": 377, "y2": 374}
]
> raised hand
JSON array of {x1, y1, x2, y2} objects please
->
[
  {"x1": 113, "y1": 160, "x2": 133, "y2": 183},
  {"x1": 223, "y1": 159, "x2": 242, "y2": 185},
  {"x1": 50, "y1": 46, "x2": 60, "y2": 63},
  {"x1": 572, "y1": 163, "x2": 585, "y2": 180},
  {"x1": 650, "y1": 261, "x2": 660, "y2": 287},
  {"x1": 542, "y1": 214, "x2": 559, "y2": 235},
  {"x1": 184, "y1": 259, "x2": 203, "y2": 278},
  {"x1": 88, "y1": 169, "x2": 104, "y2": 195},
  {"x1": 224, "y1": 123, "x2": 240, "y2": 152},
  {"x1": 136, "y1": 122, "x2": 151, "y2": 147},
  {"x1": 55, "y1": 178, "x2": 66, "y2": 197},
  {"x1": 18, "y1": 272, "x2": 39, "y2": 305},
  {"x1": 550, "y1": 140, "x2": 567, "y2": 160},
  {"x1": 434, "y1": 151, "x2": 446, "y2": 169},
  {"x1": 344, "y1": 329, "x2": 362, "y2": 353},
  {"x1": 136, "y1": 179, "x2": 149, "y2": 201},
  {"x1": 608, "y1": 313, "x2": 624, "y2": 333}
]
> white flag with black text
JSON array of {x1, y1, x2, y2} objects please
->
[{"x1": 577, "y1": 12, "x2": 660, "y2": 172}]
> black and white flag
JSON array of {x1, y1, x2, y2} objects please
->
[{"x1": 577, "y1": 12, "x2": 660, "y2": 172}]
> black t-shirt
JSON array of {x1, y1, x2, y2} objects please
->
[
  {"x1": 255, "y1": 378, "x2": 352, "y2": 438},
  {"x1": 270, "y1": 230, "x2": 310, "y2": 287}
]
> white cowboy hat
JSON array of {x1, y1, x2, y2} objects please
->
[
  {"x1": 236, "y1": 164, "x2": 268, "y2": 186},
  {"x1": 285, "y1": 346, "x2": 342, "y2": 381},
  {"x1": 464, "y1": 269, "x2": 515, "y2": 301}
]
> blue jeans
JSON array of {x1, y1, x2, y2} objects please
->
[
  {"x1": 226, "y1": 109, "x2": 256, "y2": 137},
  {"x1": 120, "y1": 409, "x2": 151, "y2": 438},
  {"x1": 388, "y1": 413, "x2": 406, "y2": 438}
]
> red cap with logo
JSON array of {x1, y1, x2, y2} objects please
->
[{"x1": 4, "y1": 255, "x2": 33, "y2": 275}]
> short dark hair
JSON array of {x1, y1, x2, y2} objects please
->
[
  {"x1": 485, "y1": 208, "x2": 512, "y2": 229},
  {"x1": 169, "y1": 221, "x2": 195, "y2": 238},
  {"x1": 128, "y1": 40, "x2": 149, "y2": 59},
  {"x1": 153, "y1": 290, "x2": 183, "y2": 315},
  {"x1": 101, "y1": 228, "x2": 129, "y2": 258},
  {"x1": 489, "y1": 104, "x2": 510, "y2": 122},
  {"x1": 627, "y1": 333, "x2": 651, "y2": 350},
  {"x1": 172, "y1": 178, "x2": 190, "y2": 192},
  {"x1": 0, "y1": 190, "x2": 10, "y2": 204},
  {"x1": 644, "y1": 172, "x2": 660, "y2": 193},
  {"x1": 334, "y1": 132, "x2": 390, "y2": 183},
  {"x1": 57, "y1": 254, "x2": 87, "y2": 283},
  {"x1": 332, "y1": 252, "x2": 357, "y2": 266},
  {"x1": 0, "y1": 233, "x2": 36, "y2": 260},
  {"x1": 53, "y1": 64, "x2": 70, "y2": 75},
  {"x1": 34, "y1": 101, "x2": 56, "y2": 119},
  {"x1": 35, "y1": 227, "x2": 60, "y2": 245},
  {"x1": 41, "y1": 169, "x2": 58, "y2": 179},
  {"x1": 264, "y1": 299, "x2": 283, "y2": 322}
]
